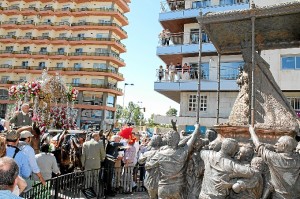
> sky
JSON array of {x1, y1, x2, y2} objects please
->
[{"x1": 116, "y1": 0, "x2": 180, "y2": 119}]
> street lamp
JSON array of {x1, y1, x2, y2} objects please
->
[
  {"x1": 122, "y1": 83, "x2": 134, "y2": 108},
  {"x1": 137, "y1": 101, "x2": 143, "y2": 130}
]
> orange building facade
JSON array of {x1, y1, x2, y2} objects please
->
[{"x1": 0, "y1": 0, "x2": 130, "y2": 129}]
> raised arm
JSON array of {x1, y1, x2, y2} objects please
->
[
  {"x1": 249, "y1": 125, "x2": 260, "y2": 149},
  {"x1": 187, "y1": 123, "x2": 200, "y2": 153}
]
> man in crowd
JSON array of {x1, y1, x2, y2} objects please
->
[
  {"x1": 0, "y1": 157, "x2": 23, "y2": 199},
  {"x1": 103, "y1": 135, "x2": 123, "y2": 196},
  {"x1": 9, "y1": 104, "x2": 32, "y2": 128},
  {"x1": 81, "y1": 132, "x2": 105, "y2": 170},
  {"x1": 5, "y1": 130, "x2": 31, "y2": 180},
  {"x1": 249, "y1": 126, "x2": 300, "y2": 198},
  {"x1": 18, "y1": 130, "x2": 46, "y2": 187}
]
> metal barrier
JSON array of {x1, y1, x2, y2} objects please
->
[{"x1": 21, "y1": 166, "x2": 146, "y2": 199}]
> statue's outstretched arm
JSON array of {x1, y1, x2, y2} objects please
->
[
  {"x1": 249, "y1": 125, "x2": 260, "y2": 149},
  {"x1": 187, "y1": 124, "x2": 200, "y2": 153}
]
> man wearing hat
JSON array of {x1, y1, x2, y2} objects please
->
[
  {"x1": 5, "y1": 130, "x2": 31, "y2": 179},
  {"x1": 19, "y1": 131, "x2": 46, "y2": 187}
]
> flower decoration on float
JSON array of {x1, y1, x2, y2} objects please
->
[
  {"x1": 67, "y1": 86, "x2": 79, "y2": 102},
  {"x1": 8, "y1": 81, "x2": 41, "y2": 100}
]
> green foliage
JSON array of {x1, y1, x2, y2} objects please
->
[
  {"x1": 118, "y1": 101, "x2": 145, "y2": 126},
  {"x1": 166, "y1": 107, "x2": 178, "y2": 117}
]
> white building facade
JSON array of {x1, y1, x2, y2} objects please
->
[{"x1": 154, "y1": 0, "x2": 300, "y2": 133}]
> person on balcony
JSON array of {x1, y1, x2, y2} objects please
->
[
  {"x1": 175, "y1": 63, "x2": 182, "y2": 81},
  {"x1": 169, "y1": 63, "x2": 176, "y2": 82},
  {"x1": 164, "y1": 64, "x2": 169, "y2": 81},
  {"x1": 159, "y1": 30, "x2": 165, "y2": 46},
  {"x1": 182, "y1": 63, "x2": 190, "y2": 80},
  {"x1": 158, "y1": 65, "x2": 164, "y2": 82},
  {"x1": 164, "y1": 29, "x2": 171, "y2": 46}
]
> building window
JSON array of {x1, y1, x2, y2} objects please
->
[
  {"x1": 220, "y1": 61, "x2": 244, "y2": 80},
  {"x1": 192, "y1": 0, "x2": 211, "y2": 8},
  {"x1": 0, "y1": 76, "x2": 9, "y2": 83},
  {"x1": 59, "y1": 33, "x2": 67, "y2": 38},
  {"x1": 40, "y1": 47, "x2": 47, "y2": 52},
  {"x1": 188, "y1": 95, "x2": 207, "y2": 112},
  {"x1": 22, "y1": 61, "x2": 28, "y2": 68},
  {"x1": 105, "y1": 110, "x2": 114, "y2": 119},
  {"x1": 282, "y1": 56, "x2": 300, "y2": 70},
  {"x1": 56, "y1": 63, "x2": 63, "y2": 68},
  {"x1": 189, "y1": 63, "x2": 209, "y2": 80},
  {"x1": 74, "y1": 63, "x2": 81, "y2": 69},
  {"x1": 220, "y1": 0, "x2": 234, "y2": 5},
  {"x1": 39, "y1": 62, "x2": 45, "y2": 69},
  {"x1": 72, "y1": 78, "x2": 80, "y2": 86},
  {"x1": 91, "y1": 79, "x2": 104, "y2": 85},
  {"x1": 5, "y1": 46, "x2": 13, "y2": 52},
  {"x1": 93, "y1": 63, "x2": 106, "y2": 69},
  {"x1": 107, "y1": 95, "x2": 115, "y2": 107},
  {"x1": 288, "y1": 97, "x2": 300, "y2": 111}
]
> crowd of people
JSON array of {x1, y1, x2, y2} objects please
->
[{"x1": 157, "y1": 62, "x2": 199, "y2": 82}]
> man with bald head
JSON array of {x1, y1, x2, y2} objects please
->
[
  {"x1": 0, "y1": 157, "x2": 23, "y2": 198},
  {"x1": 249, "y1": 126, "x2": 300, "y2": 199},
  {"x1": 81, "y1": 132, "x2": 105, "y2": 170}
]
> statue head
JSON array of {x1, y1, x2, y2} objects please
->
[
  {"x1": 194, "y1": 137, "x2": 204, "y2": 151},
  {"x1": 166, "y1": 130, "x2": 180, "y2": 148},
  {"x1": 149, "y1": 135, "x2": 162, "y2": 148},
  {"x1": 205, "y1": 129, "x2": 217, "y2": 142},
  {"x1": 221, "y1": 138, "x2": 239, "y2": 157},
  {"x1": 236, "y1": 144, "x2": 254, "y2": 163},
  {"x1": 275, "y1": 136, "x2": 297, "y2": 153},
  {"x1": 251, "y1": 157, "x2": 265, "y2": 172}
]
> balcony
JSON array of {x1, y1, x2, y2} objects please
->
[
  {"x1": 159, "y1": 0, "x2": 249, "y2": 32},
  {"x1": 66, "y1": 83, "x2": 122, "y2": 95},
  {"x1": 68, "y1": 52, "x2": 125, "y2": 66}
]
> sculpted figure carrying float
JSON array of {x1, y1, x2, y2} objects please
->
[
  {"x1": 199, "y1": 138, "x2": 255, "y2": 199},
  {"x1": 138, "y1": 135, "x2": 163, "y2": 199},
  {"x1": 146, "y1": 123, "x2": 200, "y2": 199},
  {"x1": 249, "y1": 126, "x2": 300, "y2": 199}
]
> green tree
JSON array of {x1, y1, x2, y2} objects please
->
[
  {"x1": 120, "y1": 101, "x2": 144, "y2": 126},
  {"x1": 166, "y1": 107, "x2": 178, "y2": 116}
]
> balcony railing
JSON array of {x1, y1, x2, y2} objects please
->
[
  {"x1": 0, "y1": 35, "x2": 126, "y2": 48},
  {"x1": 68, "y1": 52, "x2": 124, "y2": 62},
  {"x1": 160, "y1": 0, "x2": 249, "y2": 13},
  {"x1": 66, "y1": 83, "x2": 122, "y2": 92},
  {"x1": 0, "y1": 6, "x2": 127, "y2": 21},
  {"x1": 0, "y1": 64, "x2": 12, "y2": 69},
  {"x1": 158, "y1": 31, "x2": 211, "y2": 46}
]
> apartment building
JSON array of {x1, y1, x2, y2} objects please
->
[
  {"x1": 0, "y1": 0, "x2": 130, "y2": 129},
  {"x1": 154, "y1": 0, "x2": 300, "y2": 132}
]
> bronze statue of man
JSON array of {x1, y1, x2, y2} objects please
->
[
  {"x1": 200, "y1": 138, "x2": 255, "y2": 199},
  {"x1": 249, "y1": 126, "x2": 300, "y2": 199},
  {"x1": 146, "y1": 124, "x2": 200, "y2": 199}
]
